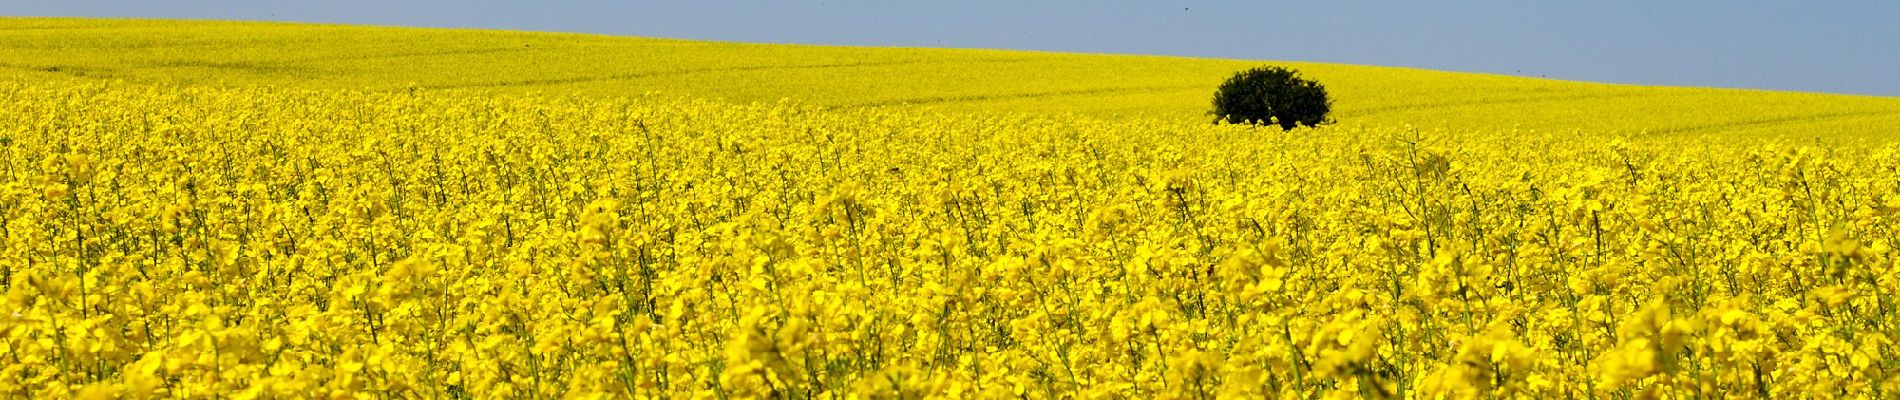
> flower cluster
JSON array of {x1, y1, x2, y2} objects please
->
[{"x1": 1, "y1": 81, "x2": 1897, "y2": 398}]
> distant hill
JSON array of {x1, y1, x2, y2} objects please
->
[{"x1": 4, "y1": 17, "x2": 1898, "y2": 138}]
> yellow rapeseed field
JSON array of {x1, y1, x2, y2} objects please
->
[
  {"x1": 9, "y1": 18, "x2": 1900, "y2": 135},
  {"x1": 2, "y1": 18, "x2": 1900, "y2": 399}
]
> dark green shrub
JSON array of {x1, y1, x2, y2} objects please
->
[{"x1": 1211, "y1": 66, "x2": 1332, "y2": 130}]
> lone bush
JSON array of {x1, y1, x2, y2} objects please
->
[{"x1": 1211, "y1": 66, "x2": 1332, "y2": 130}]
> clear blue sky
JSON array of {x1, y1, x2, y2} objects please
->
[{"x1": 7, "y1": 1, "x2": 1897, "y2": 97}]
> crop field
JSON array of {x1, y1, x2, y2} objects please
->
[{"x1": 3, "y1": 17, "x2": 1900, "y2": 399}]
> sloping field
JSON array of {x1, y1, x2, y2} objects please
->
[
  {"x1": 4, "y1": 17, "x2": 1900, "y2": 137},
  {"x1": 2, "y1": 18, "x2": 1899, "y2": 399}
]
